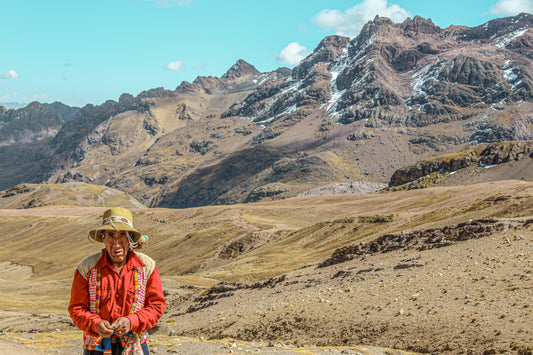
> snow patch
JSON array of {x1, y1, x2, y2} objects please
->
[
  {"x1": 406, "y1": 60, "x2": 446, "y2": 110},
  {"x1": 503, "y1": 60, "x2": 518, "y2": 81},
  {"x1": 479, "y1": 161, "x2": 497, "y2": 168},
  {"x1": 253, "y1": 73, "x2": 270, "y2": 86},
  {"x1": 495, "y1": 28, "x2": 528, "y2": 48},
  {"x1": 324, "y1": 48, "x2": 350, "y2": 113}
]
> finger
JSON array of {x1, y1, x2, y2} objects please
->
[{"x1": 99, "y1": 321, "x2": 112, "y2": 331}]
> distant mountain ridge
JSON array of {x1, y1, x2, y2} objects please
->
[
  {"x1": 0, "y1": 102, "x2": 79, "y2": 145},
  {"x1": 0, "y1": 13, "x2": 531, "y2": 207},
  {"x1": 223, "y1": 13, "x2": 531, "y2": 132},
  {"x1": 0, "y1": 101, "x2": 27, "y2": 109}
]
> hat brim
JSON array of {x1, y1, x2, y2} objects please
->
[{"x1": 89, "y1": 222, "x2": 141, "y2": 243}]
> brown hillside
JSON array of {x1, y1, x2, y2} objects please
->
[
  {"x1": 0, "y1": 182, "x2": 145, "y2": 209},
  {"x1": 0, "y1": 181, "x2": 532, "y2": 353}
]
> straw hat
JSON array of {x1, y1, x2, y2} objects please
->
[{"x1": 89, "y1": 207, "x2": 142, "y2": 243}]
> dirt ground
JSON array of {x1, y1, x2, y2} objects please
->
[
  {"x1": 0, "y1": 334, "x2": 412, "y2": 355},
  {"x1": 158, "y1": 219, "x2": 532, "y2": 354},
  {"x1": 1, "y1": 218, "x2": 531, "y2": 354},
  {"x1": 0, "y1": 182, "x2": 532, "y2": 354}
]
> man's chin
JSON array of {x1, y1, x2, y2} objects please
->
[{"x1": 110, "y1": 252, "x2": 126, "y2": 263}]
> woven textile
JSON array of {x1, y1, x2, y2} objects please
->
[{"x1": 83, "y1": 266, "x2": 148, "y2": 353}]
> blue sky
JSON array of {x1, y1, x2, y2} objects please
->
[{"x1": 1, "y1": 0, "x2": 532, "y2": 108}]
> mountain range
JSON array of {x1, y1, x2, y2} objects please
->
[{"x1": 0, "y1": 13, "x2": 531, "y2": 208}]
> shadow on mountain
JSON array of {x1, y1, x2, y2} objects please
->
[{"x1": 157, "y1": 144, "x2": 346, "y2": 208}]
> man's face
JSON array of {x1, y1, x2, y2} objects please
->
[{"x1": 102, "y1": 230, "x2": 130, "y2": 265}]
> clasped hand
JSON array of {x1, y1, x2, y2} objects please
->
[{"x1": 97, "y1": 317, "x2": 131, "y2": 338}]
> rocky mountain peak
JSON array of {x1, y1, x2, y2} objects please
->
[
  {"x1": 357, "y1": 15, "x2": 396, "y2": 41},
  {"x1": 137, "y1": 87, "x2": 176, "y2": 99},
  {"x1": 26, "y1": 101, "x2": 45, "y2": 110},
  {"x1": 370, "y1": 14, "x2": 396, "y2": 27},
  {"x1": 315, "y1": 35, "x2": 351, "y2": 52},
  {"x1": 221, "y1": 13, "x2": 532, "y2": 135},
  {"x1": 293, "y1": 35, "x2": 350, "y2": 80},
  {"x1": 189, "y1": 75, "x2": 225, "y2": 94},
  {"x1": 460, "y1": 12, "x2": 531, "y2": 44},
  {"x1": 0, "y1": 101, "x2": 69, "y2": 145},
  {"x1": 401, "y1": 15, "x2": 440, "y2": 35},
  {"x1": 179, "y1": 60, "x2": 262, "y2": 95},
  {"x1": 119, "y1": 93, "x2": 135, "y2": 103},
  {"x1": 221, "y1": 59, "x2": 259, "y2": 81}
]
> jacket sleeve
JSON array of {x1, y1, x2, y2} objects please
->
[
  {"x1": 68, "y1": 269, "x2": 103, "y2": 336},
  {"x1": 127, "y1": 265, "x2": 166, "y2": 333}
]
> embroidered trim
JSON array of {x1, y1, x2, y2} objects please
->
[
  {"x1": 88, "y1": 268, "x2": 101, "y2": 313},
  {"x1": 131, "y1": 268, "x2": 147, "y2": 313},
  {"x1": 83, "y1": 266, "x2": 148, "y2": 351},
  {"x1": 102, "y1": 215, "x2": 134, "y2": 229}
]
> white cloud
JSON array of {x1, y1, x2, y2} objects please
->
[
  {"x1": 0, "y1": 91, "x2": 28, "y2": 107},
  {"x1": 145, "y1": 0, "x2": 194, "y2": 7},
  {"x1": 314, "y1": 0, "x2": 411, "y2": 37},
  {"x1": 1, "y1": 70, "x2": 20, "y2": 79},
  {"x1": 33, "y1": 93, "x2": 49, "y2": 101},
  {"x1": 276, "y1": 42, "x2": 310, "y2": 66},
  {"x1": 490, "y1": 0, "x2": 533, "y2": 15},
  {"x1": 166, "y1": 60, "x2": 185, "y2": 72}
]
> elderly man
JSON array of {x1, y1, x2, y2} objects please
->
[{"x1": 69, "y1": 207, "x2": 166, "y2": 355}]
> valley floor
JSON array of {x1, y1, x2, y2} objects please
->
[
  {"x1": 1, "y1": 217, "x2": 531, "y2": 354},
  {"x1": 1, "y1": 182, "x2": 532, "y2": 354}
]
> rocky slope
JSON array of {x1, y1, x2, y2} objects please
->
[
  {"x1": 388, "y1": 140, "x2": 533, "y2": 188},
  {"x1": 0, "y1": 14, "x2": 531, "y2": 207},
  {"x1": 0, "y1": 102, "x2": 79, "y2": 145}
]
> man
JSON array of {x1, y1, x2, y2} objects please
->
[{"x1": 69, "y1": 207, "x2": 166, "y2": 355}]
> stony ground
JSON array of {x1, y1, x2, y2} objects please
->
[
  {"x1": 158, "y1": 218, "x2": 532, "y2": 354},
  {"x1": 0, "y1": 180, "x2": 532, "y2": 354},
  {"x1": 0, "y1": 334, "x2": 412, "y2": 355},
  {"x1": 1, "y1": 217, "x2": 531, "y2": 354}
]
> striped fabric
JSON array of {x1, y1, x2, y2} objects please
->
[
  {"x1": 83, "y1": 266, "x2": 148, "y2": 353},
  {"x1": 88, "y1": 268, "x2": 101, "y2": 313}
]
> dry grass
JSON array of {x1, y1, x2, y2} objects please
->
[
  {"x1": 0, "y1": 180, "x2": 530, "y2": 283},
  {"x1": 0, "y1": 182, "x2": 145, "y2": 209},
  {"x1": 0, "y1": 180, "x2": 532, "y2": 354}
]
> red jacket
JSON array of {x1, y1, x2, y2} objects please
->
[{"x1": 69, "y1": 250, "x2": 166, "y2": 336}]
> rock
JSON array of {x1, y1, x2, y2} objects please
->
[
  {"x1": 318, "y1": 219, "x2": 509, "y2": 267},
  {"x1": 388, "y1": 141, "x2": 533, "y2": 187}
]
